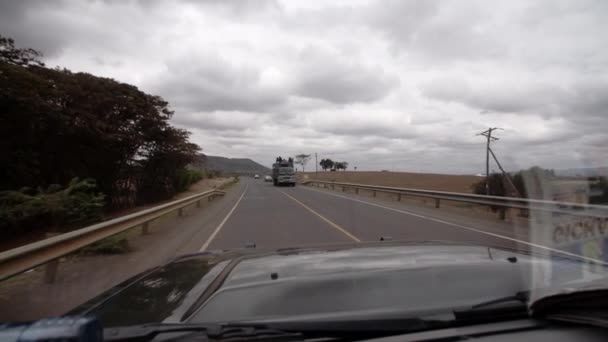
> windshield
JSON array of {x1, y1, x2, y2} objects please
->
[{"x1": 1, "y1": 0, "x2": 607, "y2": 336}]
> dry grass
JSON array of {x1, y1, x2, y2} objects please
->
[
  {"x1": 174, "y1": 177, "x2": 235, "y2": 198},
  {"x1": 300, "y1": 171, "x2": 480, "y2": 193}
]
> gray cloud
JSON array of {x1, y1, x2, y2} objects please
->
[
  {"x1": 182, "y1": 0, "x2": 281, "y2": 16},
  {"x1": 293, "y1": 46, "x2": 399, "y2": 104},
  {"x1": 422, "y1": 77, "x2": 608, "y2": 119},
  {"x1": 149, "y1": 54, "x2": 287, "y2": 112},
  {"x1": 2, "y1": 0, "x2": 607, "y2": 173},
  {"x1": 0, "y1": 0, "x2": 71, "y2": 57},
  {"x1": 365, "y1": 0, "x2": 510, "y2": 62},
  {"x1": 148, "y1": 44, "x2": 399, "y2": 113},
  {"x1": 367, "y1": 0, "x2": 440, "y2": 46},
  {"x1": 172, "y1": 111, "x2": 268, "y2": 132}
]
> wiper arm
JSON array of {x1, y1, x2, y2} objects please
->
[
  {"x1": 104, "y1": 323, "x2": 302, "y2": 342},
  {"x1": 233, "y1": 316, "x2": 452, "y2": 340},
  {"x1": 470, "y1": 291, "x2": 529, "y2": 309},
  {"x1": 453, "y1": 292, "x2": 529, "y2": 323},
  {"x1": 530, "y1": 289, "x2": 608, "y2": 328}
]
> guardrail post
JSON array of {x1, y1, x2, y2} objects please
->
[
  {"x1": 397, "y1": 193, "x2": 402, "y2": 201},
  {"x1": 435, "y1": 198, "x2": 440, "y2": 208},
  {"x1": 373, "y1": 190, "x2": 377, "y2": 197},
  {"x1": 499, "y1": 208, "x2": 506, "y2": 220},
  {"x1": 44, "y1": 259, "x2": 59, "y2": 284},
  {"x1": 178, "y1": 208, "x2": 183, "y2": 217},
  {"x1": 342, "y1": 186, "x2": 345, "y2": 192},
  {"x1": 41, "y1": 231, "x2": 61, "y2": 283},
  {"x1": 196, "y1": 200, "x2": 201, "y2": 208},
  {"x1": 355, "y1": 188, "x2": 359, "y2": 194},
  {"x1": 141, "y1": 222, "x2": 149, "y2": 235},
  {"x1": 332, "y1": 184, "x2": 335, "y2": 190}
]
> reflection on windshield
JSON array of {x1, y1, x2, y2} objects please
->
[
  {"x1": 1, "y1": 0, "x2": 608, "y2": 334},
  {"x1": 516, "y1": 171, "x2": 608, "y2": 302}
]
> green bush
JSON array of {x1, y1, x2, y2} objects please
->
[
  {"x1": 219, "y1": 177, "x2": 239, "y2": 189},
  {"x1": 81, "y1": 234, "x2": 130, "y2": 254},
  {"x1": 173, "y1": 169, "x2": 204, "y2": 193},
  {"x1": 201, "y1": 169, "x2": 221, "y2": 179},
  {"x1": 472, "y1": 166, "x2": 555, "y2": 198},
  {"x1": 0, "y1": 178, "x2": 105, "y2": 236},
  {"x1": 471, "y1": 173, "x2": 507, "y2": 197},
  {"x1": 590, "y1": 177, "x2": 608, "y2": 204}
]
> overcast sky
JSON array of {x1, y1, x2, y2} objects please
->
[{"x1": 2, "y1": 0, "x2": 607, "y2": 174}]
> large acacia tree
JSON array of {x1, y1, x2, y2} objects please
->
[{"x1": 0, "y1": 35, "x2": 200, "y2": 208}]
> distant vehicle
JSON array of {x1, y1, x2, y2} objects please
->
[
  {"x1": 254, "y1": 174, "x2": 260, "y2": 179},
  {"x1": 264, "y1": 175, "x2": 272, "y2": 182},
  {"x1": 272, "y1": 157, "x2": 296, "y2": 186}
]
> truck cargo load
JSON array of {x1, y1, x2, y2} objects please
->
[{"x1": 272, "y1": 157, "x2": 296, "y2": 186}]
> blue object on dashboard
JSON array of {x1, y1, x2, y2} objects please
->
[{"x1": 0, "y1": 316, "x2": 102, "y2": 342}]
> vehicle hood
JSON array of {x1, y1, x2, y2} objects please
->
[{"x1": 72, "y1": 242, "x2": 592, "y2": 327}]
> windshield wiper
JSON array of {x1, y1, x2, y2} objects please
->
[
  {"x1": 470, "y1": 291, "x2": 529, "y2": 309},
  {"x1": 453, "y1": 292, "x2": 529, "y2": 323},
  {"x1": 255, "y1": 317, "x2": 449, "y2": 335},
  {"x1": 530, "y1": 289, "x2": 608, "y2": 329},
  {"x1": 104, "y1": 323, "x2": 302, "y2": 342}
]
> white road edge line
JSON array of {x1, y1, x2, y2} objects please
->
[
  {"x1": 301, "y1": 185, "x2": 606, "y2": 265},
  {"x1": 199, "y1": 184, "x2": 249, "y2": 251}
]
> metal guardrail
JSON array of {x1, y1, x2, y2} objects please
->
[
  {"x1": 0, "y1": 189, "x2": 226, "y2": 281},
  {"x1": 303, "y1": 180, "x2": 608, "y2": 219}
]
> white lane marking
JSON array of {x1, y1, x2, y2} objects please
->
[
  {"x1": 280, "y1": 190, "x2": 361, "y2": 242},
  {"x1": 200, "y1": 184, "x2": 249, "y2": 251},
  {"x1": 301, "y1": 186, "x2": 607, "y2": 264}
]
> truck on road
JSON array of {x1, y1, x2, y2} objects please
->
[{"x1": 272, "y1": 157, "x2": 296, "y2": 186}]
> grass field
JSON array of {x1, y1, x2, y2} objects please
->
[{"x1": 300, "y1": 171, "x2": 481, "y2": 193}]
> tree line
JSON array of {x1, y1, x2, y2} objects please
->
[
  {"x1": 319, "y1": 159, "x2": 348, "y2": 171},
  {"x1": 0, "y1": 36, "x2": 201, "y2": 236}
]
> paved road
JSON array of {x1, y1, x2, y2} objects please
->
[
  {"x1": 0, "y1": 176, "x2": 534, "y2": 321},
  {"x1": 204, "y1": 177, "x2": 527, "y2": 252}
]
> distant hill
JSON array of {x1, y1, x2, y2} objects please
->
[{"x1": 191, "y1": 155, "x2": 270, "y2": 175}]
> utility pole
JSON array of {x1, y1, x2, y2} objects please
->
[
  {"x1": 315, "y1": 153, "x2": 318, "y2": 177},
  {"x1": 488, "y1": 147, "x2": 521, "y2": 197},
  {"x1": 477, "y1": 127, "x2": 501, "y2": 195}
]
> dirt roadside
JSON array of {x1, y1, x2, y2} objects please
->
[{"x1": 299, "y1": 171, "x2": 480, "y2": 193}]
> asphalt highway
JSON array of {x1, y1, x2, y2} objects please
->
[
  {"x1": 203, "y1": 177, "x2": 529, "y2": 252},
  {"x1": 0, "y1": 176, "x2": 574, "y2": 321}
]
